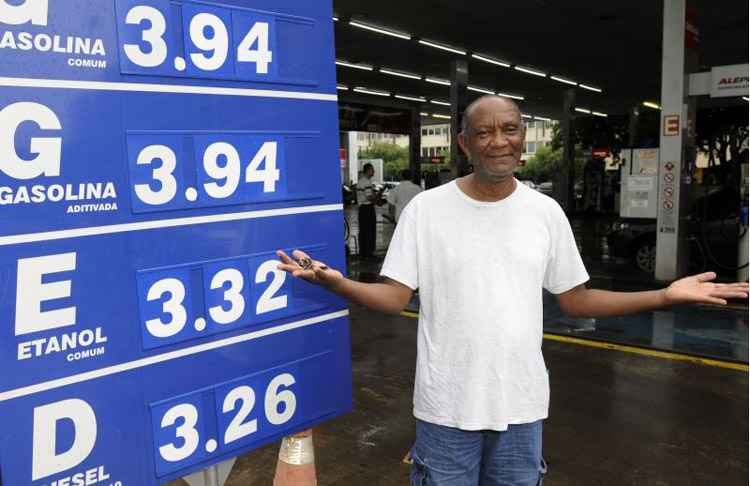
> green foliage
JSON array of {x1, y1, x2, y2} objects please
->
[
  {"x1": 359, "y1": 141, "x2": 409, "y2": 180},
  {"x1": 517, "y1": 145, "x2": 587, "y2": 183}
]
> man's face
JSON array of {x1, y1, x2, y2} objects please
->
[
  {"x1": 365, "y1": 166, "x2": 374, "y2": 177},
  {"x1": 458, "y1": 98, "x2": 525, "y2": 181}
]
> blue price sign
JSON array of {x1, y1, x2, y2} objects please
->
[{"x1": 0, "y1": 0, "x2": 348, "y2": 485}]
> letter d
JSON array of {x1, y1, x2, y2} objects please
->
[
  {"x1": 0, "y1": 0, "x2": 48, "y2": 26},
  {"x1": 32, "y1": 398, "x2": 97, "y2": 481}
]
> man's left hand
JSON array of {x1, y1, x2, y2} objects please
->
[{"x1": 664, "y1": 272, "x2": 749, "y2": 306}]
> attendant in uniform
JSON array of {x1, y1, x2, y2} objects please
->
[{"x1": 356, "y1": 163, "x2": 377, "y2": 259}]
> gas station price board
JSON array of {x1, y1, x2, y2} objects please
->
[{"x1": 0, "y1": 1, "x2": 350, "y2": 484}]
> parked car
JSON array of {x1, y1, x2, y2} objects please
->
[{"x1": 607, "y1": 187, "x2": 741, "y2": 274}]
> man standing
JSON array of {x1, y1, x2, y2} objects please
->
[
  {"x1": 387, "y1": 169, "x2": 423, "y2": 223},
  {"x1": 356, "y1": 163, "x2": 377, "y2": 259},
  {"x1": 277, "y1": 96, "x2": 747, "y2": 485}
]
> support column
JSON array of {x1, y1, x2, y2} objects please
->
[
  {"x1": 627, "y1": 105, "x2": 640, "y2": 147},
  {"x1": 450, "y1": 59, "x2": 469, "y2": 177},
  {"x1": 557, "y1": 88, "x2": 576, "y2": 212},
  {"x1": 409, "y1": 108, "x2": 422, "y2": 185},
  {"x1": 655, "y1": 0, "x2": 692, "y2": 280}
]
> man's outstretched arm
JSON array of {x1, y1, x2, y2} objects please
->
[
  {"x1": 556, "y1": 271, "x2": 748, "y2": 318},
  {"x1": 276, "y1": 249, "x2": 413, "y2": 315}
]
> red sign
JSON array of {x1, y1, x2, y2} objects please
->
[
  {"x1": 663, "y1": 115, "x2": 680, "y2": 136},
  {"x1": 592, "y1": 148, "x2": 609, "y2": 159}
]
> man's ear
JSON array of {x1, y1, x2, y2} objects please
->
[{"x1": 457, "y1": 132, "x2": 470, "y2": 158}]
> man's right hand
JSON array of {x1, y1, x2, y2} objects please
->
[{"x1": 276, "y1": 249, "x2": 344, "y2": 290}]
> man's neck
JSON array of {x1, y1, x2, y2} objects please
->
[{"x1": 457, "y1": 173, "x2": 516, "y2": 202}]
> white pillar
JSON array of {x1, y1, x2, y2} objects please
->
[{"x1": 655, "y1": 0, "x2": 691, "y2": 281}]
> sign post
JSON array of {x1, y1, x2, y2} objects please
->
[{"x1": 0, "y1": 1, "x2": 351, "y2": 485}]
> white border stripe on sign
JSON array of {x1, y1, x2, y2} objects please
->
[
  {"x1": 0, "y1": 309, "x2": 349, "y2": 402},
  {"x1": 0, "y1": 204, "x2": 343, "y2": 246},
  {"x1": 0, "y1": 77, "x2": 338, "y2": 101}
]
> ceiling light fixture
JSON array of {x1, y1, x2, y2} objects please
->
[
  {"x1": 579, "y1": 83, "x2": 603, "y2": 93},
  {"x1": 380, "y1": 68, "x2": 422, "y2": 80},
  {"x1": 353, "y1": 87, "x2": 390, "y2": 97},
  {"x1": 521, "y1": 114, "x2": 532, "y2": 119},
  {"x1": 496, "y1": 91, "x2": 525, "y2": 101},
  {"x1": 514, "y1": 66, "x2": 547, "y2": 77},
  {"x1": 420, "y1": 112, "x2": 430, "y2": 116},
  {"x1": 336, "y1": 84, "x2": 348, "y2": 90},
  {"x1": 471, "y1": 53, "x2": 511, "y2": 68},
  {"x1": 430, "y1": 99, "x2": 450, "y2": 106},
  {"x1": 550, "y1": 75, "x2": 577, "y2": 86},
  {"x1": 468, "y1": 85, "x2": 495, "y2": 95},
  {"x1": 743, "y1": 96, "x2": 749, "y2": 102},
  {"x1": 332, "y1": 16, "x2": 339, "y2": 22},
  {"x1": 335, "y1": 60, "x2": 373, "y2": 71},
  {"x1": 592, "y1": 111, "x2": 608, "y2": 117},
  {"x1": 395, "y1": 94, "x2": 426, "y2": 102},
  {"x1": 418, "y1": 39, "x2": 467, "y2": 56},
  {"x1": 642, "y1": 101, "x2": 661, "y2": 110},
  {"x1": 425, "y1": 77, "x2": 451, "y2": 86},
  {"x1": 432, "y1": 113, "x2": 451, "y2": 119},
  {"x1": 534, "y1": 116, "x2": 552, "y2": 122},
  {"x1": 349, "y1": 20, "x2": 411, "y2": 40},
  {"x1": 574, "y1": 107, "x2": 592, "y2": 114}
]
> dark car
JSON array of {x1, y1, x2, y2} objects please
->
[{"x1": 607, "y1": 187, "x2": 742, "y2": 274}]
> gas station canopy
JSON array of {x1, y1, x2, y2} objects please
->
[{"x1": 332, "y1": 0, "x2": 749, "y2": 119}]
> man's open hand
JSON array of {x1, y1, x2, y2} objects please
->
[
  {"x1": 276, "y1": 249, "x2": 344, "y2": 290},
  {"x1": 664, "y1": 272, "x2": 749, "y2": 306}
]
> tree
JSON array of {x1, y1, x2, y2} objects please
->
[{"x1": 359, "y1": 141, "x2": 409, "y2": 180}]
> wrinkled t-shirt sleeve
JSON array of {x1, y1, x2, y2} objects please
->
[
  {"x1": 380, "y1": 200, "x2": 419, "y2": 290},
  {"x1": 543, "y1": 202, "x2": 589, "y2": 294}
]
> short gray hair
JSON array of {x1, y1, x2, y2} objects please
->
[{"x1": 461, "y1": 95, "x2": 522, "y2": 133}]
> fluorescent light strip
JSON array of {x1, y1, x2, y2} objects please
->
[
  {"x1": 420, "y1": 112, "x2": 430, "y2": 116},
  {"x1": 642, "y1": 101, "x2": 661, "y2": 110},
  {"x1": 521, "y1": 114, "x2": 532, "y2": 119},
  {"x1": 574, "y1": 107, "x2": 592, "y2": 114},
  {"x1": 534, "y1": 116, "x2": 552, "y2": 122},
  {"x1": 514, "y1": 66, "x2": 546, "y2": 77},
  {"x1": 425, "y1": 77, "x2": 451, "y2": 86},
  {"x1": 380, "y1": 68, "x2": 422, "y2": 80},
  {"x1": 496, "y1": 91, "x2": 525, "y2": 101},
  {"x1": 592, "y1": 111, "x2": 608, "y2": 117},
  {"x1": 471, "y1": 53, "x2": 511, "y2": 68},
  {"x1": 432, "y1": 114, "x2": 451, "y2": 119},
  {"x1": 395, "y1": 94, "x2": 426, "y2": 102},
  {"x1": 353, "y1": 87, "x2": 390, "y2": 97},
  {"x1": 743, "y1": 96, "x2": 749, "y2": 102},
  {"x1": 349, "y1": 20, "x2": 411, "y2": 40},
  {"x1": 430, "y1": 99, "x2": 450, "y2": 106},
  {"x1": 418, "y1": 39, "x2": 467, "y2": 56},
  {"x1": 468, "y1": 85, "x2": 494, "y2": 95},
  {"x1": 550, "y1": 75, "x2": 577, "y2": 86},
  {"x1": 579, "y1": 83, "x2": 602, "y2": 93},
  {"x1": 335, "y1": 60, "x2": 373, "y2": 71},
  {"x1": 333, "y1": 16, "x2": 339, "y2": 22},
  {"x1": 336, "y1": 84, "x2": 348, "y2": 90}
]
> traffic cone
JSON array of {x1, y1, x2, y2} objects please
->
[{"x1": 273, "y1": 429, "x2": 317, "y2": 486}]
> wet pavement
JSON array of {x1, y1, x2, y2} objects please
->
[
  {"x1": 167, "y1": 202, "x2": 748, "y2": 485},
  {"x1": 170, "y1": 305, "x2": 748, "y2": 486}
]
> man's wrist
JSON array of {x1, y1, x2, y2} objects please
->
[{"x1": 659, "y1": 287, "x2": 671, "y2": 307}]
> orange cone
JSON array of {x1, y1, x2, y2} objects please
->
[{"x1": 273, "y1": 429, "x2": 317, "y2": 486}]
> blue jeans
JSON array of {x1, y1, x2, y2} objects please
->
[{"x1": 410, "y1": 419, "x2": 547, "y2": 486}]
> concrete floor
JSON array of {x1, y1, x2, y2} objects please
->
[{"x1": 170, "y1": 304, "x2": 748, "y2": 486}]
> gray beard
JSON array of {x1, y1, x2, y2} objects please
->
[{"x1": 475, "y1": 163, "x2": 516, "y2": 183}]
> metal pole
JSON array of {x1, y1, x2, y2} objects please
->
[
  {"x1": 203, "y1": 465, "x2": 220, "y2": 486},
  {"x1": 558, "y1": 88, "x2": 576, "y2": 212},
  {"x1": 450, "y1": 59, "x2": 468, "y2": 177},
  {"x1": 409, "y1": 107, "x2": 422, "y2": 185}
]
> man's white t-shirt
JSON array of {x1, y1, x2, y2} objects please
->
[
  {"x1": 380, "y1": 180, "x2": 589, "y2": 431},
  {"x1": 357, "y1": 175, "x2": 374, "y2": 205},
  {"x1": 387, "y1": 181, "x2": 423, "y2": 221}
]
